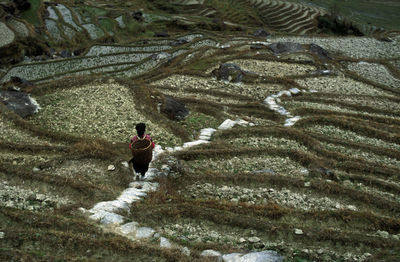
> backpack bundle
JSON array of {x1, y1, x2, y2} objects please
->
[{"x1": 130, "y1": 138, "x2": 153, "y2": 164}]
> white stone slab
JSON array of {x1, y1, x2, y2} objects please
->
[
  {"x1": 118, "y1": 188, "x2": 146, "y2": 204},
  {"x1": 218, "y1": 119, "x2": 237, "y2": 130},
  {"x1": 277, "y1": 90, "x2": 292, "y2": 97},
  {"x1": 90, "y1": 200, "x2": 129, "y2": 213},
  {"x1": 183, "y1": 140, "x2": 209, "y2": 148},
  {"x1": 89, "y1": 210, "x2": 125, "y2": 225},
  {"x1": 160, "y1": 237, "x2": 172, "y2": 248},
  {"x1": 118, "y1": 222, "x2": 139, "y2": 235},
  {"x1": 135, "y1": 227, "x2": 155, "y2": 239},
  {"x1": 284, "y1": 116, "x2": 301, "y2": 127},
  {"x1": 289, "y1": 88, "x2": 301, "y2": 95}
]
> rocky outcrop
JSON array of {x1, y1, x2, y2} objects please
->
[
  {"x1": 212, "y1": 63, "x2": 244, "y2": 83},
  {"x1": 0, "y1": 90, "x2": 40, "y2": 117},
  {"x1": 253, "y1": 28, "x2": 270, "y2": 37},
  {"x1": 160, "y1": 95, "x2": 189, "y2": 120},
  {"x1": 268, "y1": 42, "x2": 305, "y2": 55}
]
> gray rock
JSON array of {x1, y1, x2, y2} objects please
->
[
  {"x1": 0, "y1": 90, "x2": 40, "y2": 118},
  {"x1": 212, "y1": 63, "x2": 244, "y2": 83},
  {"x1": 0, "y1": 232, "x2": 4, "y2": 239},
  {"x1": 32, "y1": 167, "x2": 40, "y2": 172},
  {"x1": 160, "y1": 95, "x2": 189, "y2": 121},
  {"x1": 239, "y1": 237, "x2": 246, "y2": 243},
  {"x1": 248, "y1": 237, "x2": 260, "y2": 243},
  {"x1": 160, "y1": 237, "x2": 172, "y2": 248},
  {"x1": 377, "y1": 230, "x2": 389, "y2": 238},
  {"x1": 253, "y1": 28, "x2": 270, "y2": 38},
  {"x1": 294, "y1": 229, "x2": 303, "y2": 235},
  {"x1": 60, "y1": 50, "x2": 71, "y2": 58},
  {"x1": 268, "y1": 42, "x2": 304, "y2": 55},
  {"x1": 201, "y1": 249, "x2": 222, "y2": 257}
]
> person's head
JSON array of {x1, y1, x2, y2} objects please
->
[{"x1": 135, "y1": 123, "x2": 146, "y2": 137}]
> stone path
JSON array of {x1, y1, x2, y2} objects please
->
[{"x1": 81, "y1": 118, "x2": 283, "y2": 261}]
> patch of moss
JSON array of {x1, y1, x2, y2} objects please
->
[
  {"x1": 182, "y1": 112, "x2": 219, "y2": 135},
  {"x1": 20, "y1": 0, "x2": 42, "y2": 26}
]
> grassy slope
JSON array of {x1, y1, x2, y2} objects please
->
[{"x1": 291, "y1": 0, "x2": 400, "y2": 30}]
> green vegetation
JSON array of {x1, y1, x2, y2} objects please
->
[
  {"x1": 21, "y1": 0, "x2": 42, "y2": 26},
  {"x1": 292, "y1": 0, "x2": 400, "y2": 30}
]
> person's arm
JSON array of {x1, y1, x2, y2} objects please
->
[{"x1": 146, "y1": 134, "x2": 155, "y2": 148}]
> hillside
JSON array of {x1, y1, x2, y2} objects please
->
[{"x1": 1, "y1": 0, "x2": 400, "y2": 261}]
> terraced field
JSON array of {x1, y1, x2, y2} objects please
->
[{"x1": 2, "y1": 29, "x2": 400, "y2": 261}]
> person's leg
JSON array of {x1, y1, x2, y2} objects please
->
[
  {"x1": 140, "y1": 163, "x2": 150, "y2": 179},
  {"x1": 131, "y1": 160, "x2": 141, "y2": 180}
]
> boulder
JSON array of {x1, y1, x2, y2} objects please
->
[
  {"x1": 309, "y1": 43, "x2": 331, "y2": 60},
  {"x1": 0, "y1": 90, "x2": 39, "y2": 118},
  {"x1": 212, "y1": 63, "x2": 244, "y2": 83},
  {"x1": 253, "y1": 28, "x2": 270, "y2": 37},
  {"x1": 268, "y1": 42, "x2": 304, "y2": 55},
  {"x1": 160, "y1": 95, "x2": 189, "y2": 120}
]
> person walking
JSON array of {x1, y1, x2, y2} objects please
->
[{"x1": 129, "y1": 123, "x2": 155, "y2": 180}]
